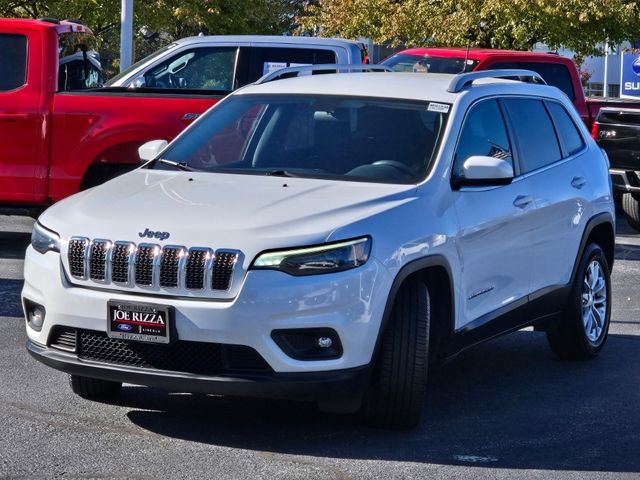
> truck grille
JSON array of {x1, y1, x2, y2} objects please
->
[{"x1": 67, "y1": 238, "x2": 239, "y2": 292}]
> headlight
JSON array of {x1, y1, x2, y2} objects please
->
[
  {"x1": 251, "y1": 237, "x2": 371, "y2": 276},
  {"x1": 31, "y1": 222, "x2": 60, "y2": 254}
]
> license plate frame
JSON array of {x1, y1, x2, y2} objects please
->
[{"x1": 107, "y1": 300, "x2": 172, "y2": 344}]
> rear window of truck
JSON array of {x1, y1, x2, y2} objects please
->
[
  {"x1": 0, "y1": 34, "x2": 27, "y2": 91},
  {"x1": 488, "y1": 61, "x2": 575, "y2": 101}
]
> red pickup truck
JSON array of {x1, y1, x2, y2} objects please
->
[
  {"x1": 381, "y1": 47, "x2": 638, "y2": 128},
  {"x1": 0, "y1": 18, "x2": 364, "y2": 211}
]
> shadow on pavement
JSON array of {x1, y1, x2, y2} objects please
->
[
  {"x1": 107, "y1": 331, "x2": 640, "y2": 473},
  {"x1": 0, "y1": 279, "x2": 23, "y2": 317},
  {"x1": 0, "y1": 231, "x2": 31, "y2": 260}
]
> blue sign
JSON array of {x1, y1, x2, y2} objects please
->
[{"x1": 621, "y1": 52, "x2": 640, "y2": 97}]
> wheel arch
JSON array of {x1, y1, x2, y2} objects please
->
[
  {"x1": 572, "y1": 212, "x2": 615, "y2": 283},
  {"x1": 79, "y1": 141, "x2": 145, "y2": 190},
  {"x1": 372, "y1": 255, "x2": 455, "y2": 366}
]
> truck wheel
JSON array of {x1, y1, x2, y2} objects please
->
[
  {"x1": 69, "y1": 374, "x2": 122, "y2": 399},
  {"x1": 621, "y1": 193, "x2": 640, "y2": 232},
  {"x1": 546, "y1": 243, "x2": 611, "y2": 360},
  {"x1": 362, "y1": 278, "x2": 430, "y2": 429}
]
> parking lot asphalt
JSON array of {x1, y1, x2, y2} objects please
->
[{"x1": 0, "y1": 214, "x2": 638, "y2": 479}]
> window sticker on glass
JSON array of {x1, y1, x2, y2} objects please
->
[
  {"x1": 427, "y1": 102, "x2": 450, "y2": 113},
  {"x1": 263, "y1": 62, "x2": 287, "y2": 75}
]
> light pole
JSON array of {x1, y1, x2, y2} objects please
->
[{"x1": 120, "y1": 0, "x2": 134, "y2": 72}]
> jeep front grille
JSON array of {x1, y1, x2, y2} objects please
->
[{"x1": 67, "y1": 238, "x2": 239, "y2": 292}]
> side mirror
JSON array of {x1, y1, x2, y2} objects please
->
[
  {"x1": 138, "y1": 139, "x2": 168, "y2": 162},
  {"x1": 455, "y1": 155, "x2": 513, "y2": 188}
]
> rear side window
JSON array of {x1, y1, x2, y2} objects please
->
[
  {"x1": 0, "y1": 34, "x2": 27, "y2": 91},
  {"x1": 144, "y1": 47, "x2": 237, "y2": 90},
  {"x1": 489, "y1": 61, "x2": 575, "y2": 100},
  {"x1": 546, "y1": 101, "x2": 585, "y2": 156},
  {"x1": 245, "y1": 47, "x2": 336, "y2": 83},
  {"x1": 502, "y1": 98, "x2": 562, "y2": 173},
  {"x1": 453, "y1": 99, "x2": 512, "y2": 177}
]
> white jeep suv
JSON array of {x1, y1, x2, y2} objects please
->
[{"x1": 23, "y1": 67, "x2": 615, "y2": 429}]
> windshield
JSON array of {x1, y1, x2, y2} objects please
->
[
  {"x1": 150, "y1": 94, "x2": 449, "y2": 184},
  {"x1": 382, "y1": 53, "x2": 479, "y2": 74},
  {"x1": 58, "y1": 32, "x2": 102, "y2": 90},
  {"x1": 106, "y1": 43, "x2": 179, "y2": 86}
]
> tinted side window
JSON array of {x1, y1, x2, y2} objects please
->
[
  {"x1": 502, "y1": 98, "x2": 562, "y2": 173},
  {"x1": 546, "y1": 101, "x2": 585, "y2": 156},
  {"x1": 245, "y1": 47, "x2": 337, "y2": 84},
  {"x1": 144, "y1": 47, "x2": 236, "y2": 90},
  {"x1": 0, "y1": 34, "x2": 27, "y2": 91},
  {"x1": 454, "y1": 99, "x2": 512, "y2": 177},
  {"x1": 489, "y1": 61, "x2": 575, "y2": 100}
]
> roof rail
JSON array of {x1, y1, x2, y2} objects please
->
[
  {"x1": 447, "y1": 69, "x2": 546, "y2": 93},
  {"x1": 255, "y1": 64, "x2": 392, "y2": 85}
]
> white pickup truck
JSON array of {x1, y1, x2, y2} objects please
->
[{"x1": 106, "y1": 35, "x2": 368, "y2": 90}]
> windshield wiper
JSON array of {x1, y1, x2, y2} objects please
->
[
  {"x1": 264, "y1": 170, "x2": 299, "y2": 178},
  {"x1": 157, "y1": 158, "x2": 198, "y2": 172}
]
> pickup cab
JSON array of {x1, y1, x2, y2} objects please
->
[
  {"x1": 593, "y1": 107, "x2": 640, "y2": 230},
  {"x1": 0, "y1": 18, "x2": 364, "y2": 210},
  {"x1": 381, "y1": 47, "x2": 640, "y2": 128}
]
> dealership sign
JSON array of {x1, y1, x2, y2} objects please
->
[{"x1": 621, "y1": 51, "x2": 640, "y2": 98}]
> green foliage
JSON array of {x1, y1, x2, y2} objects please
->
[
  {"x1": 299, "y1": 0, "x2": 640, "y2": 57},
  {"x1": 0, "y1": 0, "x2": 305, "y2": 76}
]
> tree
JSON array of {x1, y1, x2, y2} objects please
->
[
  {"x1": 0, "y1": 0, "x2": 302, "y2": 76},
  {"x1": 298, "y1": 0, "x2": 640, "y2": 58}
]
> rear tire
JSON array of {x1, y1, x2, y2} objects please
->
[
  {"x1": 621, "y1": 193, "x2": 640, "y2": 232},
  {"x1": 362, "y1": 278, "x2": 430, "y2": 429},
  {"x1": 69, "y1": 375, "x2": 122, "y2": 399},
  {"x1": 546, "y1": 243, "x2": 611, "y2": 360}
]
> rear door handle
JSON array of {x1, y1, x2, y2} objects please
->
[
  {"x1": 0, "y1": 112, "x2": 29, "y2": 121},
  {"x1": 571, "y1": 176, "x2": 587, "y2": 189},
  {"x1": 513, "y1": 195, "x2": 533, "y2": 208}
]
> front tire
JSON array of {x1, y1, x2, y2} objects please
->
[
  {"x1": 362, "y1": 278, "x2": 430, "y2": 429},
  {"x1": 547, "y1": 243, "x2": 611, "y2": 360},
  {"x1": 69, "y1": 375, "x2": 122, "y2": 399}
]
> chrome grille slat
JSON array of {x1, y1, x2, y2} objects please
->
[
  {"x1": 68, "y1": 237, "x2": 89, "y2": 279},
  {"x1": 160, "y1": 246, "x2": 185, "y2": 288},
  {"x1": 185, "y1": 248, "x2": 211, "y2": 290},
  {"x1": 66, "y1": 239, "x2": 237, "y2": 293},
  {"x1": 89, "y1": 240, "x2": 110, "y2": 282},
  {"x1": 212, "y1": 251, "x2": 238, "y2": 291},
  {"x1": 112, "y1": 242, "x2": 134, "y2": 285},
  {"x1": 135, "y1": 244, "x2": 158, "y2": 287}
]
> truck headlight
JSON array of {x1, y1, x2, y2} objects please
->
[
  {"x1": 31, "y1": 222, "x2": 60, "y2": 254},
  {"x1": 251, "y1": 237, "x2": 371, "y2": 276}
]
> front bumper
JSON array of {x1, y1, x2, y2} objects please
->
[
  {"x1": 610, "y1": 168, "x2": 640, "y2": 194},
  {"x1": 22, "y1": 245, "x2": 391, "y2": 374},
  {"x1": 27, "y1": 339, "x2": 370, "y2": 402}
]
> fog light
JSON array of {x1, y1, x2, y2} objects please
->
[
  {"x1": 24, "y1": 300, "x2": 45, "y2": 331},
  {"x1": 272, "y1": 328, "x2": 342, "y2": 360}
]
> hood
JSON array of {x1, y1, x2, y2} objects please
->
[{"x1": 41, "y1": 169, "x2": 417, "y2": 255}]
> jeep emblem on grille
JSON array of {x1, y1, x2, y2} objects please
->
[{"x1": 138, "y1": 228, "x2": 170, "y2": 241}]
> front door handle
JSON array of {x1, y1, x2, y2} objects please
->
[
  {"x1": 181, "y1": 113, "x2": 200, "y2": 123},
  {"x1": 571, "y1": 176, "x2": 587, "y2": 189},
  {"x1": 513, "y1": 195, "x2": 533, "y2": 208},
  {"x1": 0, "y1": 112, "x2": 29, "y2": 121}
]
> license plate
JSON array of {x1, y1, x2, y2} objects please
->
[{"x1": 107, "y1": 301, "x2": 171, "y2": 344}]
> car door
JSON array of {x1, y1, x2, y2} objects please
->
[
  {"x1": 0, "y1": 30, "x2": 42, "y2": 203},
  {"x1": 501, "y1": 98, "x2": 591, "y2": 297},
  {"x1": 452, "y1": 98, "x2": 536, "y2": 329}
]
